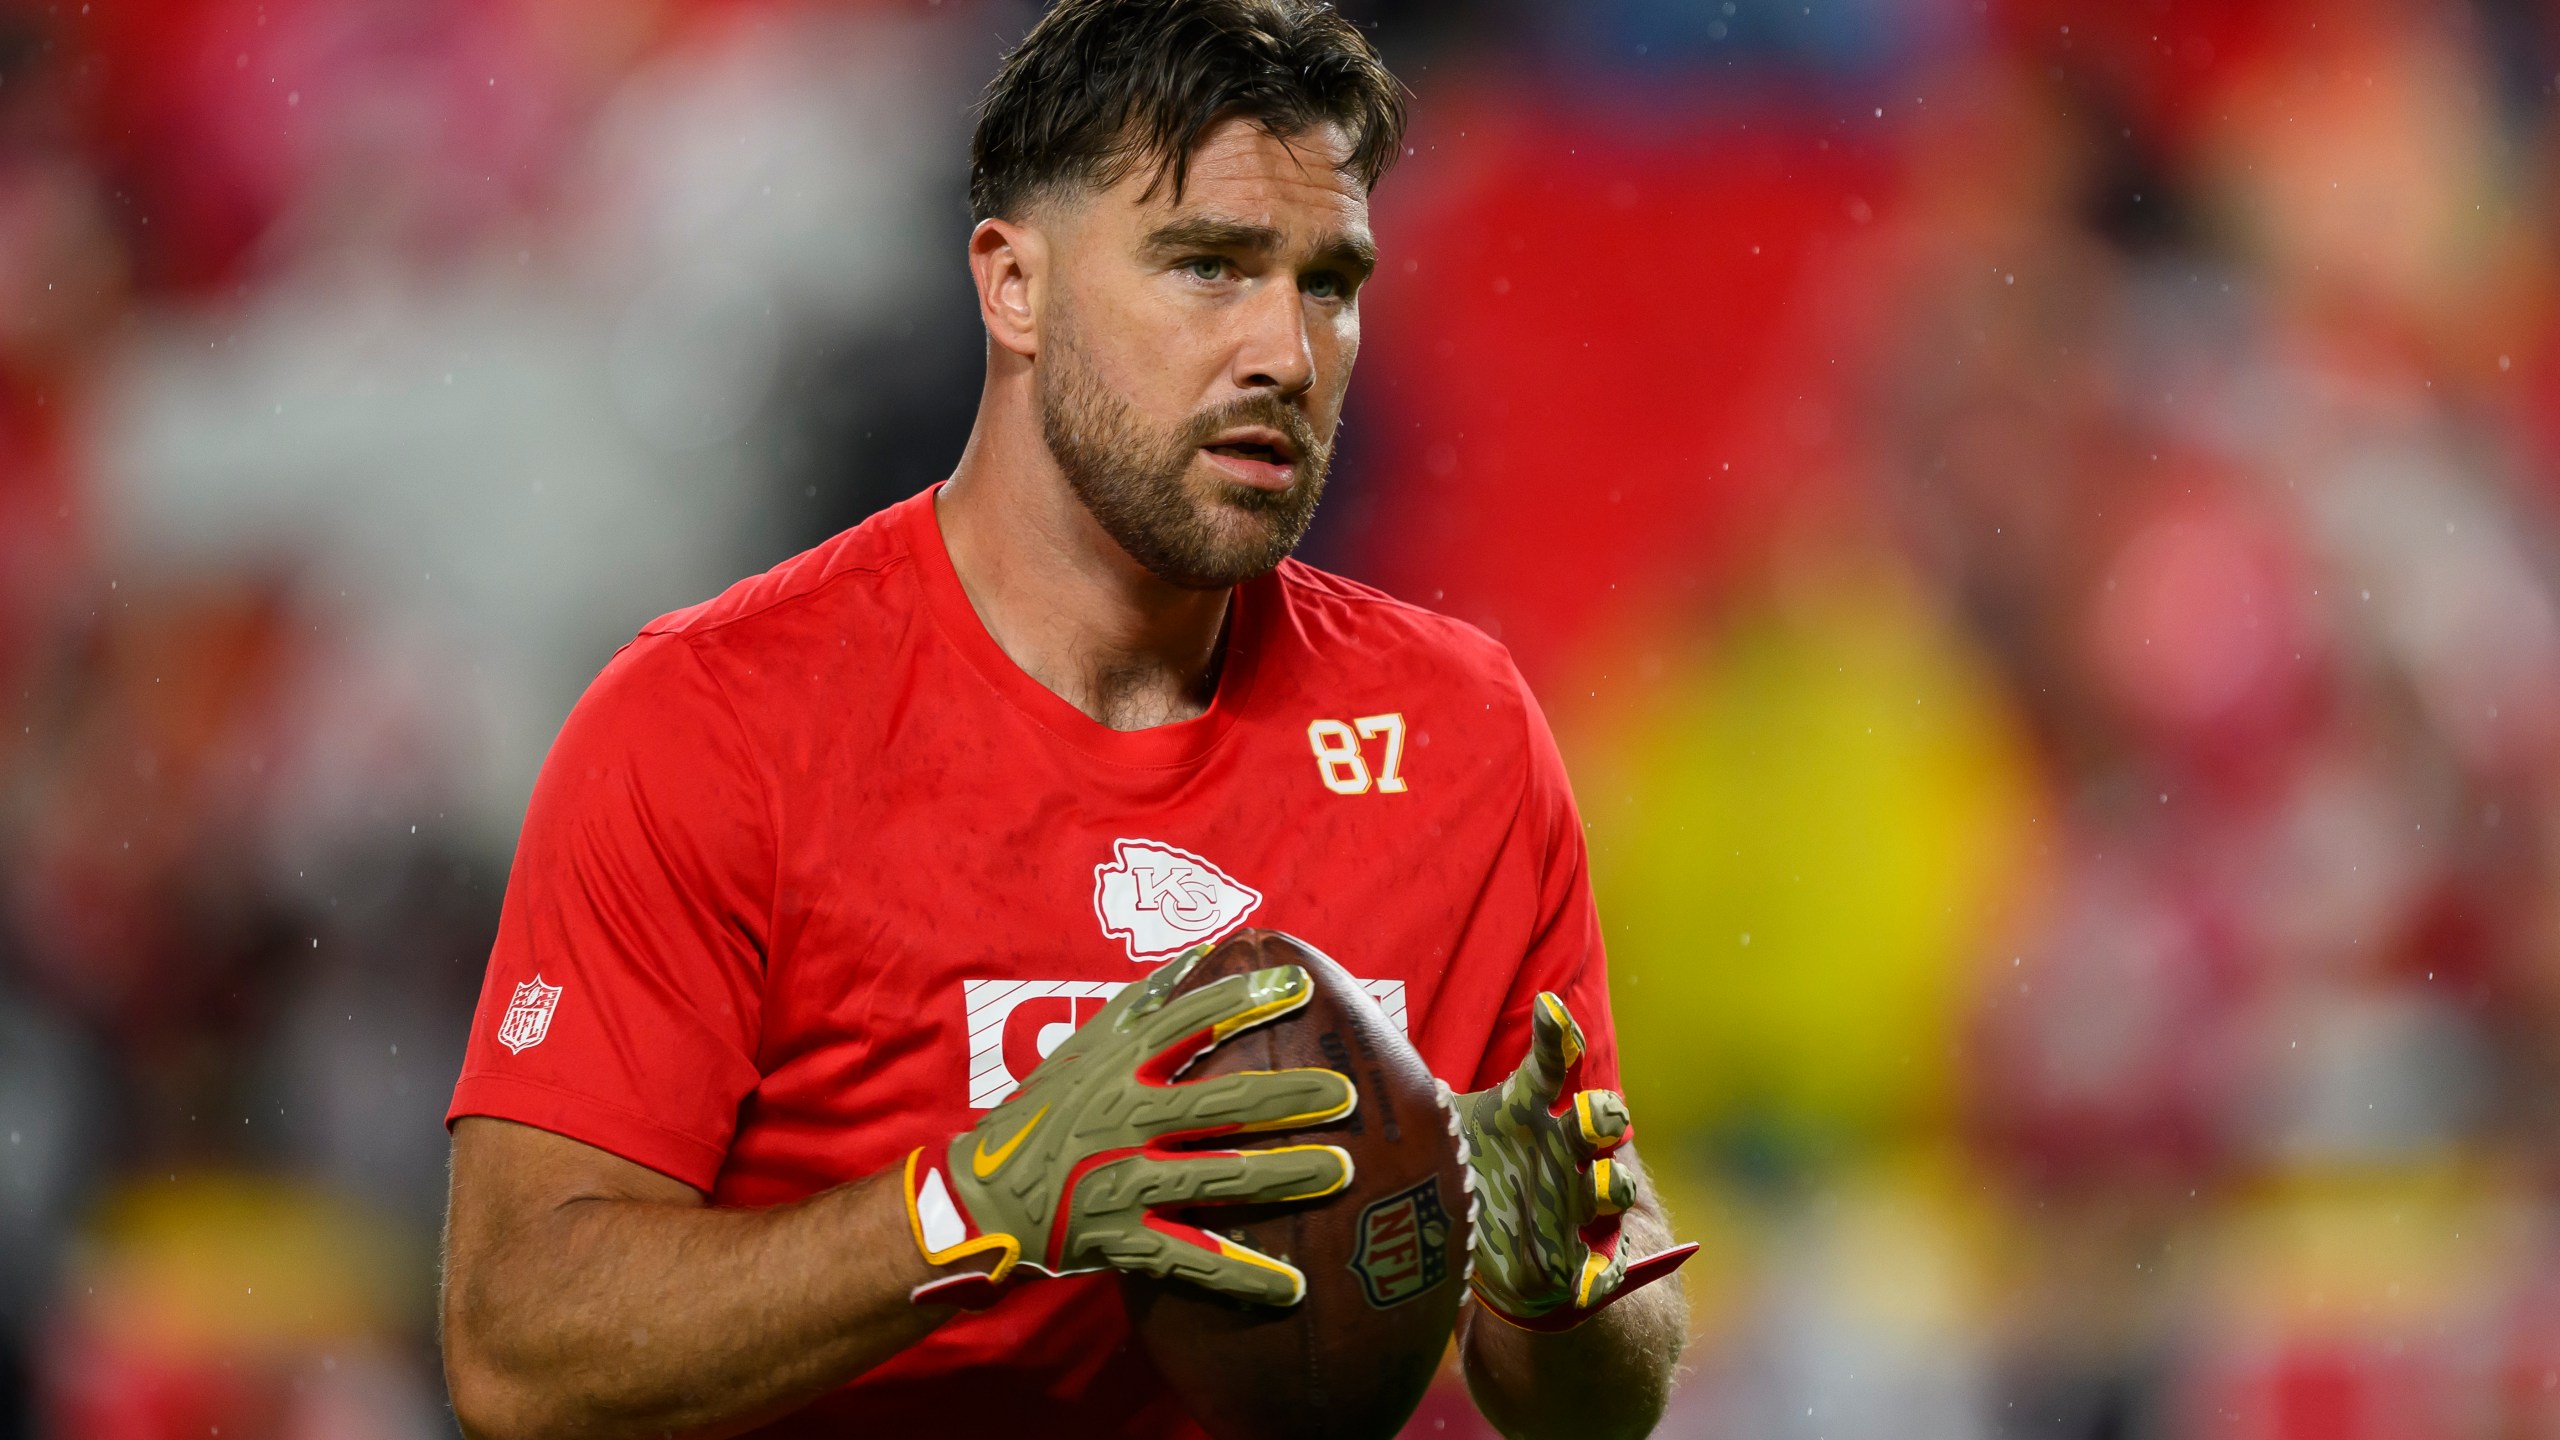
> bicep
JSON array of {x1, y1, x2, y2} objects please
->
[
  {"x1": 451, "y1": 1114, "x2": 704, "y2": 1224},
  {"x1": 441, "y1": 1126, "x2": 717, "y2": 1433},
  {"x1": 446, "y1": 632, "x2": 773, "y2": 1190},
  {"x1": 445, "y1": 1117, "x2": 705, "y2": 1301}
]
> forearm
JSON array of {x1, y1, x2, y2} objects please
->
[
  {"x1": 1458, "y1": 1199, "x2": 1687, "y2": 1440},
  {"x1": 444, "y1": 1164, "x2": 949, "y2": 1440}
]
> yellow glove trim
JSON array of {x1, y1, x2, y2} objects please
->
[
  {"x1": 1572, "y1": 1248, "x2": 1611, "y2": 1310},
  {"x1": 1209, "y1": 969, "x2": 1316, "y2": 1042},
  {"x1": 1208, "y1": 1232, "x2": 1310, "y2": 1305},
  {"x1": 902, "y1": 1148, "x2": 1023, "y2": 1282},
  {"x1": 1241, "y1": 1143, "x2": 1358, "y2": 1202},
  {"x1": 1223, "y1": 1072, "x2": 1359, "y2": 1134},
  {"x1": 1539, "y1": 993, "x2": 1586, "y2": 1069}
]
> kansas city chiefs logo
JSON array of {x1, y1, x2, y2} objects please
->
[{"x1": 1091, "y1": 838, "x2": 1262, "y2": 962}]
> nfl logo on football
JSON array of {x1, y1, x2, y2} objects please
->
[
  {"x1": 1349, "y1": 1176, "x2": 1452, "y2": 1310},
  {"x1": 497, "y1": 975, "x2": 564, "y2": 1054}
]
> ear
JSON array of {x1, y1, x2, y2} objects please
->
[{"x1": 969, "y1": 217, "x2": 1046, "y2": 361}]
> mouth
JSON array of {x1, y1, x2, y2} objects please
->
[{"x1": 1200, "y1": 428, "x2": 1301, "y2": 491}]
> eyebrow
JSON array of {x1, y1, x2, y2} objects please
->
[{"x1": 1140, "y1": 216, "x2": 1378, "y2": 280}]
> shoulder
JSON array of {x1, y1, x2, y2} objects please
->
[
  {"x1": 1270, "y1": 558, "x2": 1532, "y2": 710},
  {"x1": 1267, "y1": 560, "x2": 1573, "y2": 811},
  {"x1": 639, "y1": 500, "x2": 915, "y2": 650},
  {"x1": 565, "y1": 497, "x2": 925, "y2": 755}
]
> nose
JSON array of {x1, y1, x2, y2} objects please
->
[{"x1": 1232, "y1": 278, "x2": 1315, "y2": 398}]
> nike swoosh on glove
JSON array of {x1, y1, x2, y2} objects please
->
[{"x1": 903, "y1": 945, "x2": 1357, "y2": 1309}]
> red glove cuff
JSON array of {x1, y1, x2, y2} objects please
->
[{"x1": 1472, "y1": 1224, "x2": 1700, "y2": 1334}]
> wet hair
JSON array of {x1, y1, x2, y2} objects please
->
[{"x1": 969, "y1": 0, "x2": 1407, "y2": 224}]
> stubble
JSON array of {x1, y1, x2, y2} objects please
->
[{"x1": 1038, "y1": 309, "x2": 1333, "y2": 589}]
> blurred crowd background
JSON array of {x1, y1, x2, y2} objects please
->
[{"x1": 0, "y1": 0, "x2": 2553, "y2": 1434}]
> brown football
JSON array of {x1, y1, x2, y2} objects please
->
[{"x1": 1121, "y1": 929, "x2": 1472, "y2": 1440}]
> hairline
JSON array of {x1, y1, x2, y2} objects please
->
[{"x1": 981, "y1": 112, "x2": 1373, "y2": 226}]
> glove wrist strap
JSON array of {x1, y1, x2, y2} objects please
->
[
  {"x1": 1470, "y1": 1239, "x2": 1704, "y2": 1333},
  {"x1": 902, "y1": 1146, "x2": 1023, "y2": 1309},
  {"x1": 1471, "y1": 1221, "x2": 1704, "y2": 1333},
  {"x1": 1471, "y1": 1281, "x2": 1595, "y2": 1333}
]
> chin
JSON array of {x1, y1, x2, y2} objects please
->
[{"x1": 1164, "y1": 510, "x2": 1303, "y2": 589}]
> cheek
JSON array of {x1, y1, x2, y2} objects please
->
[
  {"x1": 1320, "y1": 315, "x2": 1360, "y2": 404},
  {"x1": 1071, "y1": 304, "x2": 1199, "y2": 416},
  {"x1": 1131, "y1": 294, "x2": 1252, "y2": 392}
]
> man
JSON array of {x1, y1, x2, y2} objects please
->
[{"x1": 438, "y1": 2, "x2": 1693, "y2": 1436}]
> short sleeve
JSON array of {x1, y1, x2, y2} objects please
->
[
  {"x1": 446, "y1": 630, "x2": 774, "y2": 1191},
  {"x1": 1468, "y1": 668, "x2": 1621, "y2": 1095}
]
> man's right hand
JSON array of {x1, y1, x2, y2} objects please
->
[{"x1": 904, "y1": 945, "x2": 1357, "y2": 1308}]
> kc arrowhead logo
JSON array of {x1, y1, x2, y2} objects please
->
[{"x1": 1092, "y1": 838, "x2": 1263, "y2": 962}]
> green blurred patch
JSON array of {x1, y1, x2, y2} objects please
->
[
  {"x1": 1580, "y1": 565, "x2": 2040, "y2": 1158},
  {"x1": 71, "y1": 1172, "x2": 413, "y2": 1359}
]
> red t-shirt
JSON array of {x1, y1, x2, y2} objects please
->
[{"x1": 447, "y1": 486, "x2": 1618, "y2": 1436}]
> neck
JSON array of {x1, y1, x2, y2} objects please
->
[{"x1": 935, "y1": 391, "x2": 1234, "y2": 732}]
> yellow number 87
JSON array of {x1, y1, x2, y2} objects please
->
[{"x1": 1307, "y1": 714, "x2": 1408, "y2": 796}]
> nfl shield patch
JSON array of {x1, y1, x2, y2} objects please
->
[
  {"x1": 1347, "y1": 1176, "x2": 1453, "y2": 1310},
  {"x1": 497, "y1": 975, "x2": 563, "y2": 1054}
]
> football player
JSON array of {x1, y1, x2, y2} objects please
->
[{"x1": 440, "y1": 2, "x2": 1693, "y2": 1435}]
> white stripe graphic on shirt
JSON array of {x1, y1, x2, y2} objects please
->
[{"x1": 962, "y1": 978, "x2": 1409, "y2": 1109}]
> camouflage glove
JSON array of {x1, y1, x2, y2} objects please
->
[
  {"x1": 903, "y1": 946, "x2": 1357, "y2": 1309},
  {"x1": 1454, "y1": 992, "x2": 1697, "y2": 1332}
]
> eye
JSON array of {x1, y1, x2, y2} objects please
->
[
  {"x1": 1303, "y1": 270, "x2": 1351, "y2": 301},
  {"x1": 1183, "y1": 256, "x2": 1230, "y2": 282}
]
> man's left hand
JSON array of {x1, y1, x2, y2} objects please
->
[{"x1": 1453, "y1": 993, "x2": 1698, "y2": 1332}]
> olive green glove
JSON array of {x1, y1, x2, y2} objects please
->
[
  {"x1": 1454, "y1": 992, "x2": 1697, "y2": 1331},
  {"x1": 903, "y1": 946, "x2": 1357, "y2": 1309}
]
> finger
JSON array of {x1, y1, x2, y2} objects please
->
[
  {"x1": 1504, "y1": 993, "x2": 1587, "y2": 1113},
  {"x1": 1103, "y1": 1216, "x2": 1308, "y2": 1306},
  {"x1": 1105, "y1": 944, "x2": 1216, "y2": 1024},
  {"x1": 1586, "y1": 1154, "x2": 1636, "y2": 1220},
  {"x1": 1570, "y1": 1240, "x2": 1625, "y2": 1313},
  {"x1": 1118, "y1": 1145, "x2": 1354, "y2": 1208},
  {"x1": 1473, "y1": 1239, "x2": 1699, "y2": 1333},
  {"x1": 1135, "y1": 1066, "x2": 1355, "y2": 1138},
  {"x1": 1133, "y1": 965, "x2": 1312, "y2": 1061},
  {"x1": 1572, "y1": 1240, "x2": 1698, "y2": 1320},
  {"x1": 1569, "y1": 1090, "x2": 1632, "y2": 1157}
]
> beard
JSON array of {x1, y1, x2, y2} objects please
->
[{"x1": 1038, "y1": 317, "x2": 1333, "y2": 590}]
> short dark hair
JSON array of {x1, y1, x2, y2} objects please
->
[{"x1": 969, "y1": 0, "x2": 1407, "y2": 224}]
